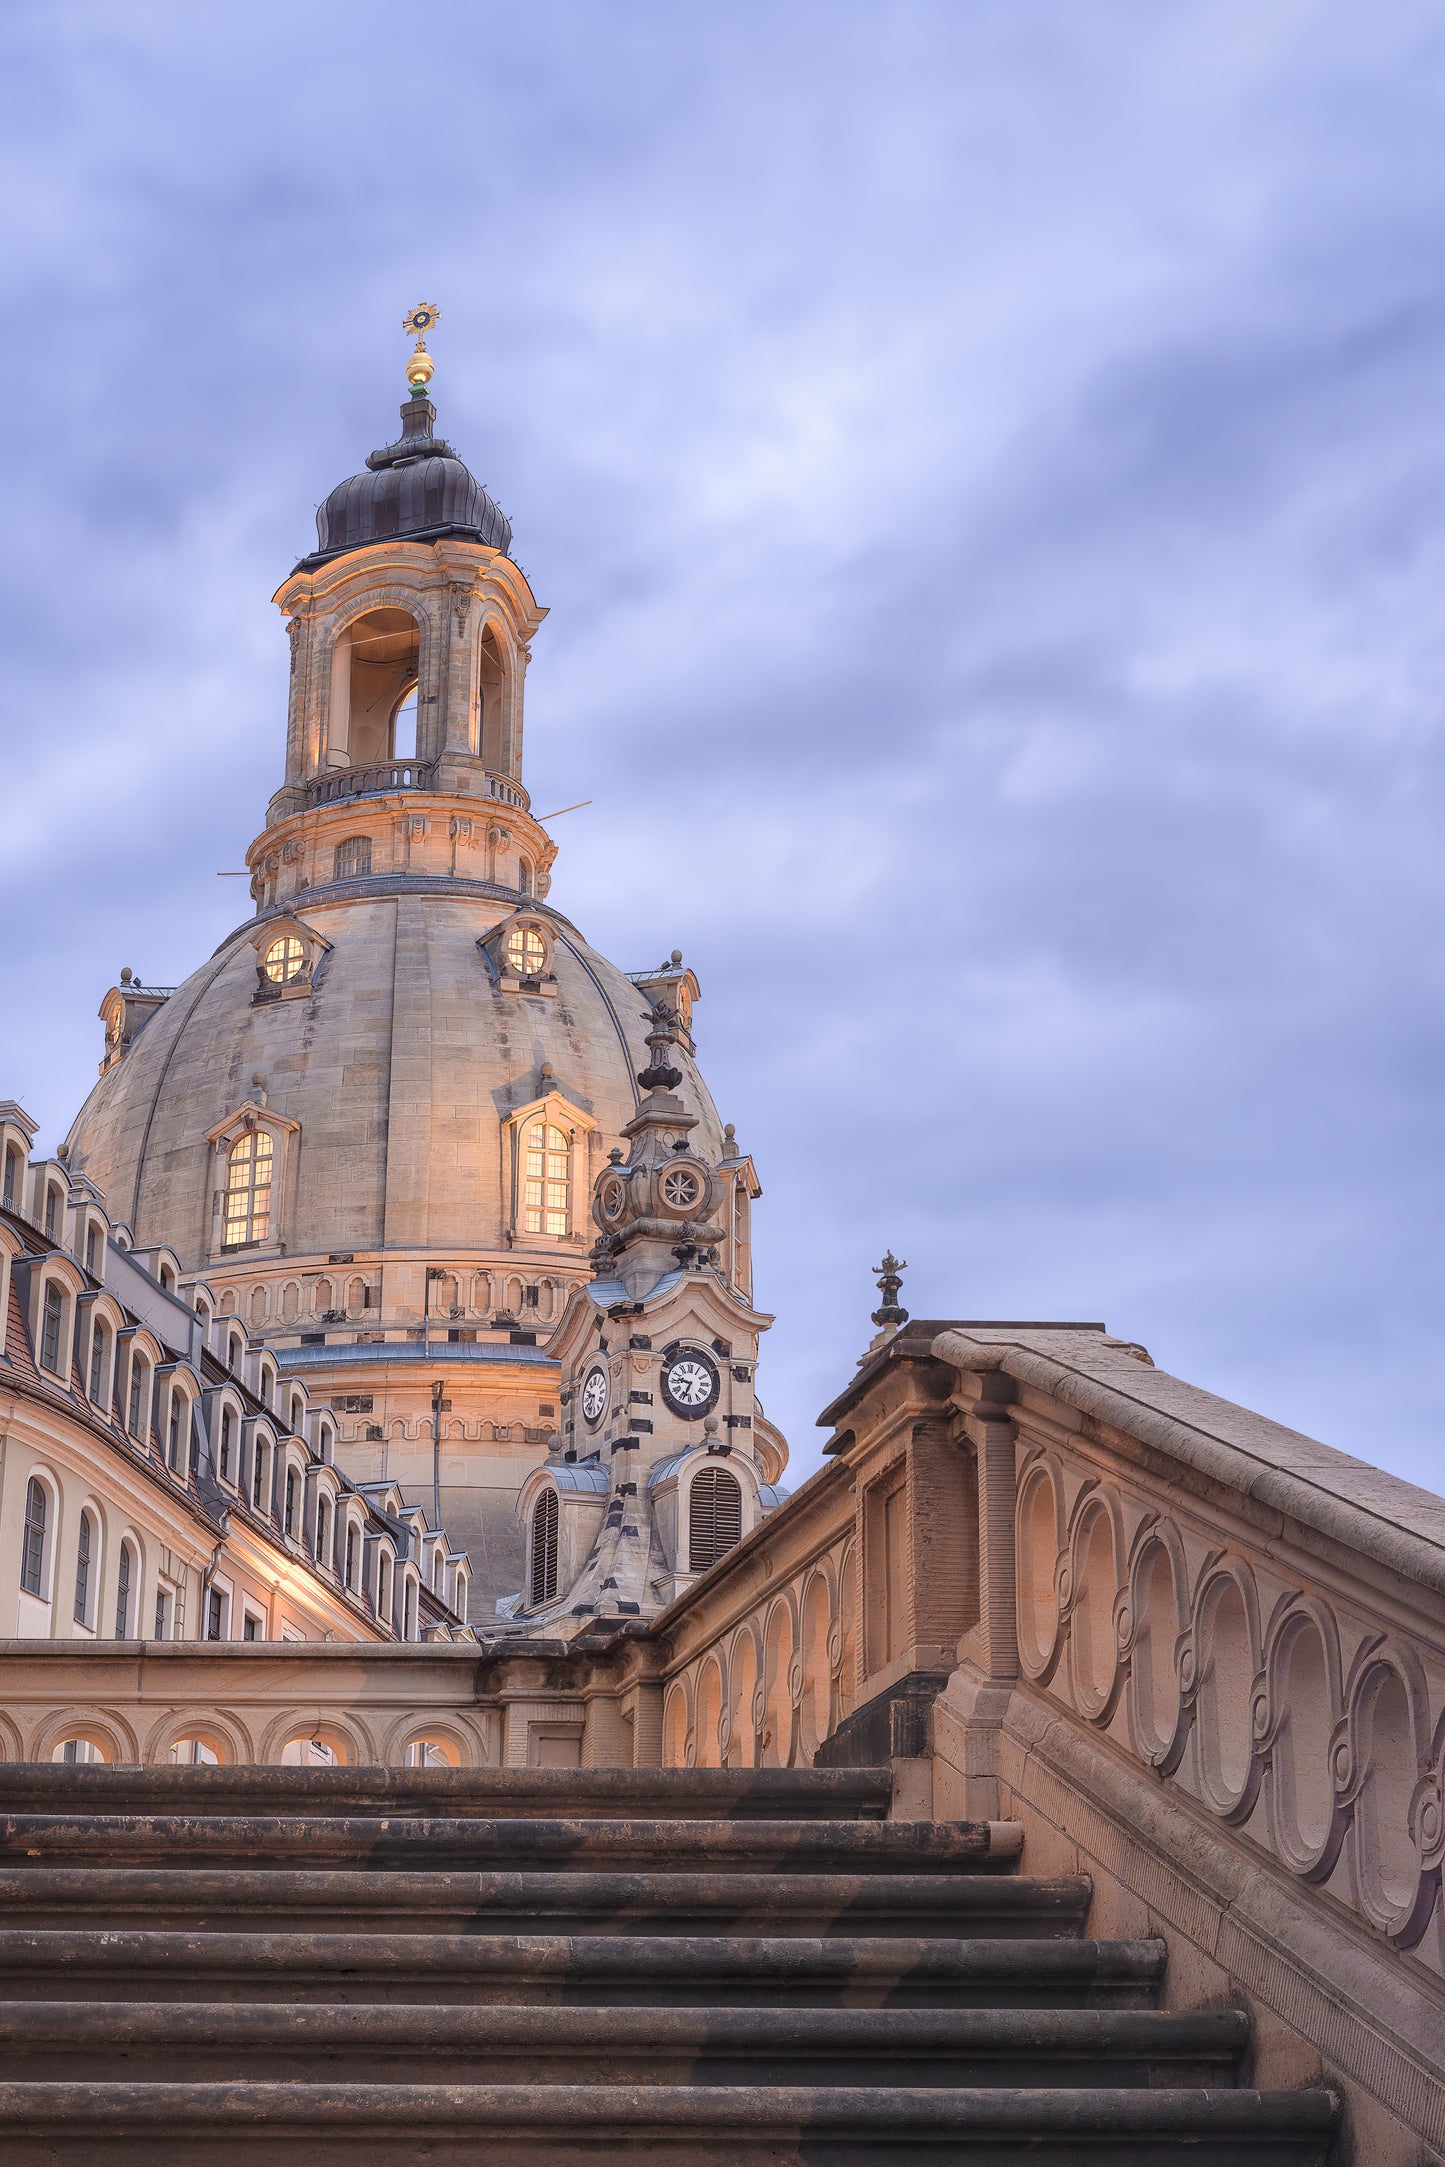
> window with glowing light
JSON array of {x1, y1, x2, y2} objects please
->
[
  {"x1": 523, "y1": 1122, "x2": 570, "y2": 1236},
  {"x1": 224, "y1": 1131, "x2": 273, "y2": 1248},
  {"x1": 263, "y1": 936, "x2": 305, "y2": 985},
  {"x1": 506, "y1": 925, "x2": 546, "y2": 978}
]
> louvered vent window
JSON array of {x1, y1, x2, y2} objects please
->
[
  {"x1": 689, "y1": 1466, "x2": 743, "y2": 1573},
  {"x1": 530, "y1": 1488, "x2": 559, "y2": 1606}
]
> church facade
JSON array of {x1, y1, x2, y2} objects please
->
[
  {"x1": 54, "y1": 323, "x2": 787, "y2": 1628},
  {"x1": 3, "y1": 322, "x2": 1443, "y2": 2162}
]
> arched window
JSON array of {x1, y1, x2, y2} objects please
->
[
  {"x1": 530, "y1": 1489, "x2": 559, "y2": 1606},
  {"x1": 332, "y1": 606, "x2": 419, "y2": 765},
  {"x1": 345, "y1": 1521, "x2": 357, "y2": 1589},
  {"x1": 39, "y1": 1281, "x2": 65, "y2": 1375},
  {"x1": 523, "y1": 1123, "x2": 570, "y2": 1236},
  {"x1": 403, "y1": 1575, "x2": 417, "y2": 1639},
  {"x1": 253, "y1": 1438, "x2": 270, "y2": 1512},
  {"x1": 115, "y1": 1540, "x2": 134, "y2": 1638},
  {"x1": 85, "y1": 1222, "x2": 102, "y2": 1275},
  {"x1": 88, "y1": 1320, "x2": 108, "y2": 1405},
  {"x1": 228, "y1": 1331, "x2": 244, "y2": 1374},
  {"x1": 219, "y1": 1407, "x2": 234, "y2": 1482},
  {"x1": 128, "y1": 1355, "x2": 150, "y2": 1439},
  {"x1": 315, "y1": 1493, "x2": 331, "y2": 1571},
  {"x1": 2, "y1": 1144, "x2": 18, "y2": 1208},
  {"x1": 689, "y1": 1466, "x2": 743, "y2": 1574},
  {"x1": 167, "y1": 1388, "x2": 185, "y2": 1472},
  {"x1": 44, "y1": 1185, "x2": 60, "y2": 1240},
  {"x1": 392, "y1": 683, "x2": 418, "y2": 759},
  {"x1": 20, "y1": 1477, "x2": 48, "y2": 1596},
  {"x1": 223, "y1": 1131, "x2": 273, "y2": 1249},
  {"x1": 507, "y1": 925, "x2": 545, "y2": 977},
  {"x1": 377, "y1": 1548, "x2": 392, "y2": 1625},
  {"x1": 334, "y1": 836, "x2": 371, "y2": 880},
  {"x1": 73, "y1": 1510, "x2": 95, "y2": 1625},
  {"x1": 284, "y1": 1466, "x2": 298, "y2": 1537}
]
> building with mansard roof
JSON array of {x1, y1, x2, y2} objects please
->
[
  {"x1": 0, "y1": 1101, "x2": 470, "y2": 1689},
  {"x1": 55, "y1": 322, "x2": 787, "y2": 1626}
]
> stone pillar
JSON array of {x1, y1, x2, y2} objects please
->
[{"x1": 933, "y1": 1367, "x2": 1018, "y2": 1820}]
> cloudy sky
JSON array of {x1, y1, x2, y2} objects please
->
[{"x1": 3, "y1": 2, "x2": 1445, "y2": 1487}]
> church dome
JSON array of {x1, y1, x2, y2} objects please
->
[
  {"x1": 64, "y1": 890, "x2": 721, "y2": 1269},
  {"x1": 300, "y1": 388, "x2": 512, "y2": 569}
]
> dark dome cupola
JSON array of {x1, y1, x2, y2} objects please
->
[{"x1": 300, "y1": 305, "x2": 512, "y2": 569}]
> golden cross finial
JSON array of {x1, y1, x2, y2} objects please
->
[{"x1": 402, "y1": 304, "x2": 441, "y2": 389}]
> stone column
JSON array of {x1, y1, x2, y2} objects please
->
[{"x1": 932, "y1": 1366, "x2": 1019, "y2": 1820}]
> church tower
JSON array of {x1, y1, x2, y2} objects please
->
[{"x1": 62, "y1": 313, "x2": 787, "y2": 1621}]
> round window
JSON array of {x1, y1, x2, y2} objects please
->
[
  {"x1": 506, "y1": 926, "x2": 547, "y2": 977},
  {"x1": 660, "y1": 1164, "x2": 703, "y2": 1213},
  {"x1": 599, "y1": 1173, "x2": 628, "y2": 1222},
  {"x1": 263, "y1": 935, "x2": 305, "y2": 985}
]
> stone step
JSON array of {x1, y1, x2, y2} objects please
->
[
  {"x1": 0, "y1": 1765, "x2": 895, "y2": 1822},
  {"x1": 0, "y1": 1812, "x2": 1020, "y2": 1873},
  {"x1": 0, "y1": 1866, "x2": 1088, "y2": 1938},
  {"x1": 0, "y1": 2000, "x2": 1252, "y2": 2087},
  {"x1": 0, "y1": 1930, "x2": 1169, "y2": 2007},
  {"x1": 0, "y1": 2079, "x2": 1340, "y2": 2164}
]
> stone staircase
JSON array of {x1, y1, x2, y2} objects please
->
[{"x1": 0, "y1": 1764, "x2": 1337, "y2": 2163}]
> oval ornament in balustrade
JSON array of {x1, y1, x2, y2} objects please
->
[
  {"x1": 1192, "y1": 1564, "x2": 1265, "y2": 1825},
  {"x1": 1347, "y1": 1648, "x2": 1438, "y2": 1947}
]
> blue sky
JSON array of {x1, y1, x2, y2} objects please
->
[{"x1": 3, "y1": 2, "x2": 1445, "y2": 1488}]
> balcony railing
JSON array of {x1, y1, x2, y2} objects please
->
[
  {"x1": 305, "y1": 764, "x2": 530, "y2": 812},
  {"x1": 307, "y1": 761, "x2": 435, "y2": 806}
]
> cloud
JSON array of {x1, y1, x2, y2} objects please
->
[{"x1": 4, "y1": 1, "x2": 1445, "y2": 1486}]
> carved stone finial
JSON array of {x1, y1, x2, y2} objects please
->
[
  {"x1": 636, "y1": 1003, "x2": 683, "y2": 1093},
  {"x1": 870, "y1": 1251, "x2": 909, "y2": 1330}
]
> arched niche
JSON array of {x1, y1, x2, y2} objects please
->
[
  {"x1": 477, "y1": 624, "x2": 506, "y2": 768},
  {"x1": 329, "y1": 608, "x2": 421, "y2": 768}
]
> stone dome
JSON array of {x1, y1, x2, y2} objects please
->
[
  {"x1": 64, "y1": 888, "x2": 722, "y2": 1269},
  {"x1": 300, "y1": 389, "x2": 512, "y2": 569}
]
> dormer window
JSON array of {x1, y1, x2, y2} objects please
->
[
  {"x1": 263, "y1": 936, "x2": 305, "y2": 986},
  {"x1": 507, "y1": 925, "x2": 546, "y2": 978},
  {"x1": 523, "y1": 1122, "x2": 570, "y2": 1237},
  {"x1": 44, "y1": 1186, "x2": 60, "y2": 1240},
  {"x1": 248, "y1": 915, "x2": 327, "y2": 1005},
  {"x1": 127, "y1": 1354, "x2": 150, "y2": 1439},
  {"x1": 224, "y1": 1131, "x2": 273, "y2": 1248},
  {"x1": 39, "y1": 1281, "x2": 65, "y2": 1375},
  {"x1": 485, "y1": 914, "x2": 556, "y2": 996}
]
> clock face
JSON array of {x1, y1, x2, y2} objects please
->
[
  {"x1": 580, "y1": 1364, "x2": 609, "y2": 1428},
  {"x1": 661, "y1": 1348, "x2": 720, "y2": 1419}
]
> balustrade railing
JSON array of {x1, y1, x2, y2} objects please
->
[
  {"x1": 306, "y1": 761, "x2": 435, "y2": 806},
  {"x1": 305, "y1": 763, "x2": 530, "y2": 811}
]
